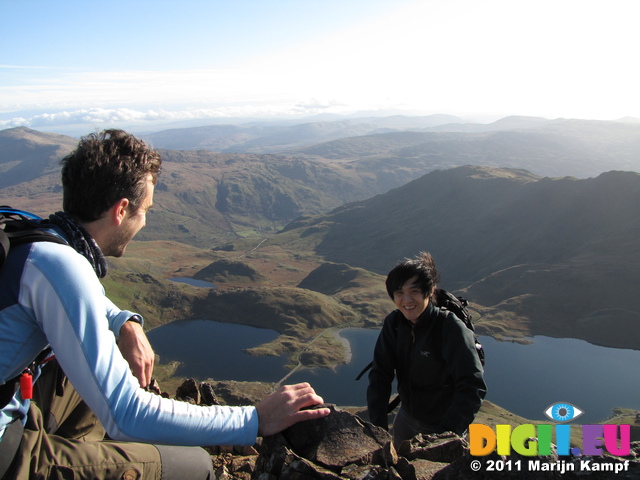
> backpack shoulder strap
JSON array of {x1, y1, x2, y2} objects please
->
[
  {"x1": 1, "y1": 208, "x2": 67, "y2": 267},
  {"x1": 7, "y1": 227, "x2": 67, "y2": 247},
  {"x1": 0, "y1": 229, "x2": 9, "y2": 265},
  {"x1": 354, "y1": 310, "x2": 402, "y2": 381},
  {"x1": 433, "y1": 296, "x2": 485, "y2": 366}
]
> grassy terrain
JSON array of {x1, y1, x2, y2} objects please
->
[{"x1": 104, "y1": 239, "x2": 379, "y2": 369}]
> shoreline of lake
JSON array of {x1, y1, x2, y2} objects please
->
[
  {"x1": 332, "y1": 328, "x2": 352, "y2": 363},
  {"x1": 148, "y1": 320, "x2": 640, "y2": 425}
]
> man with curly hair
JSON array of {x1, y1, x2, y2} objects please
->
[{"x1": 0, "y1": 130, "x2": 329, "y2": 479}]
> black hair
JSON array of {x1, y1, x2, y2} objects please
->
[{"x1": 385, "y1": 251, "x2": 440, "y2": 300}]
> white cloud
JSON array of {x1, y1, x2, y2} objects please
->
[
  {"x1": 0, "y1": 103, "x2": 361, "y2": 132},
  {"x1": 2, "y1": 0, "x2": 639, "y2": 130}
]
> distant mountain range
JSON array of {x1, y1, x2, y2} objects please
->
[
  {"x1": 2, "y1": 117, "x2": 639, "y2": 352},
  {"x1": 138, "y1": 115, "x2": 640, "y2": 179},
  {"x1": 138, "y1": 114, "x2": 464, "y2": 153},
  {"x1": 3, "y1": 117, "x2": 640, "y2": 246}
]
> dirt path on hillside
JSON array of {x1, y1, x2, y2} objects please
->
[{"x1": 273, "y1": 325, "x2": 351, "y2": 390}]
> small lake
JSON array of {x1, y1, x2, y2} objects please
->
[
  {"x1": 147, "y1": 320, "x2": 287, "y2": 381},
  {"x1": 148, "y1": 320, "x2": 640, "y2": 424}
]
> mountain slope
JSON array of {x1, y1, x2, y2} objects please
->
[
  {"x1": 0, "y1": 127, "x2": 77, "y2": 172},
  {"x1": 0, "y1": 128, "x2": 379, "y2": 245},
  {"x1": 273, "y1": 166, "x2": 640, "y2": 347},
  {"x1": 0, "y1": 127, "x2": 76, "y2": 207}
]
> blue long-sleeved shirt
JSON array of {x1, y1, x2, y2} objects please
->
[{"x1": 0, "y1": 228, "x2": 258, "y2": 445}]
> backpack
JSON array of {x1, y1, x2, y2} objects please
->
[
  {"x1": 432, "y1": 288, "x2": 485, "y2": 366},
  {"x1": 355, "y1": 288, "x2": 485, "y2": 412},
  {"x1": 0, "y1": 206, "x2": 67, "y2": 268},
  {"x1": 0, "y1": 206, "x2": 66, "y2": 409}
]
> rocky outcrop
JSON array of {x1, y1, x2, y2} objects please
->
[
  {"x1": 256, "y1": 405, "x2": 397, "y2": 478},
  {"x1": 172, "y1": 380, "x2": 640, "y2": 479},
  {"x1": 175, "y1": 377, "x2": 220, "y2": 405}
]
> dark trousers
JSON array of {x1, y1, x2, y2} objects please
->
[
  {"x1": 4, "y1": 361, "x2": 215, "y2": 480},
  {"x1": 391, "y1": 406, "x2": 439, "y2": 448}
]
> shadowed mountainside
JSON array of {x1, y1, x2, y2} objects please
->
[{"x1": 272, "y1": 166, "x2": 640, "y2": 348}]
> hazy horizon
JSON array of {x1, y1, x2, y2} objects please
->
[{"x1": 2, "y1": 0, "x2": 639, "y2": 135}]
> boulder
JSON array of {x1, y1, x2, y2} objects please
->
[
  {"x1": 165, "y1": 380, "x2": 640, "y2": 479},
  {"x1": 281, "y1": 405, "x2": 396, "y2": 469}
]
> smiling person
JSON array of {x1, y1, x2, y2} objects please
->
[
  {"x1": 366, "y1": 252, "x2": 486, "y2": 446},
  {"x1": 0, "y1": 130, "x2": 329, "y2": 480}
]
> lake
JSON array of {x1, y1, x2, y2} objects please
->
[
  {"x1": 147, "y1": 320, "x2": 286, "y2": 381},
  {"x1": 147, "y1": 320, "x2": 640, "y2": 424},
  {"x1": 478, "y1": 335, "x2": 640, "y2": 423}
]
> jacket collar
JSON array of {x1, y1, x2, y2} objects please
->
[{"x1": 399, "y1": 301, "x2": 437, "y2": 330}]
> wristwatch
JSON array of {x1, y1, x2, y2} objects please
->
[{"x1": 127, "y1": 314, "x2": 143, "y2": 325}]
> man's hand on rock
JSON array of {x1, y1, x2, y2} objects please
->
[{"x1": 256, "y1": 383, "x2": 330, "y2": 437}]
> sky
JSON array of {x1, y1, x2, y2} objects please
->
[{"x1": 1, "y1": 0, "x2": 639, "y2": 134}]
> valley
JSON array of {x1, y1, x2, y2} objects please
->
[{"x1": 2, "y1": 116, "x2": 640, "y2": 421}]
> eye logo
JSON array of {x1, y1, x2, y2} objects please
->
[{"x1": 544, "y1": 402, "x2": 584, "y2": 422}]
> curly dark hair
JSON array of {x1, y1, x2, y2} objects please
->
[
  {"x1": 385, "y1": 251, "x2": 441, "y2": 300},
  {"x1": 60, "y1": 129, "x2": 162, "y2": 222}
]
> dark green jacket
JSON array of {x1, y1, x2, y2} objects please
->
[{"x1": 367, "y1": 302, "x2": 486, "y2": 434}]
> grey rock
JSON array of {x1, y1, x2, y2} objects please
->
[
  {"x1": 281, "y1": 405, "x2": 395, "y2": 469},
  {"x1": 398, "y1": 432, "x2": 468, "y2": 463}
]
